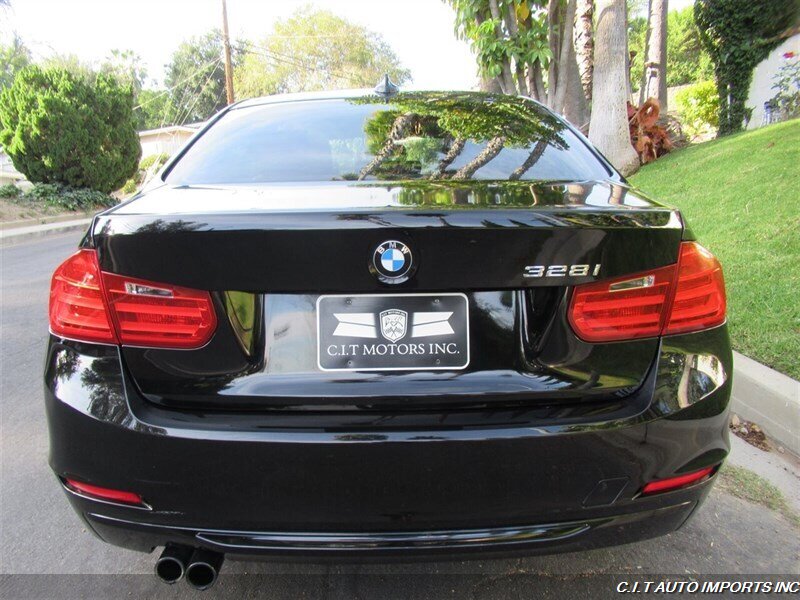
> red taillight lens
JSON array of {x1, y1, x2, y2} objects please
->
[
  {"x1": 49, "y1": 249, "x2": 118, "y2": 343},
  {"x1": 641, "y1": 466, "x2": 716, "y2": 495},
  {"x1": 49, "y1": 249, "x2": 216, "y2": 348},
  {"x1": 569, "y1": 242, "x2": 726, "y2": 342},
  {"x1": 65, "y1": 478, "x2": 145, "y2": 506},
  {"x1": 568, "y1": 264, "x2": 676, "y2": 342},
  {"x1": 102, "y1": 272, "x2": 216, "y2": 349},
  {"x1": 664, "y1": 242, "x2": 726, "y2": 335}
]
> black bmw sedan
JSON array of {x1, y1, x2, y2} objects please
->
[{"x1": 45, "y1": 89, "x2": 731, "y2": 590}]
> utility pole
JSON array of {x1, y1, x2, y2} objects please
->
[{"x1": 221, "y1": 0, "x2": 234, "y2": 104}]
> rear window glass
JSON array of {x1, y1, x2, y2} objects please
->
[{"x1": 165, "y1": 92, "x2": 611, "y2": 184}]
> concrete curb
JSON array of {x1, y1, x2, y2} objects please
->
[
  {"x1": 731, "y1": 351, "x2": 800, "y2": 456},
  {"x1": 0, "y1": 211, "x2": 96, "y2": 230},
  {"x1": 0, "y1": 218, "x2": 91, "y2": 247}
]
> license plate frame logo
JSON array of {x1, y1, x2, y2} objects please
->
[{"x1": 316, "y1": 293, "x2": 470, "y2": 372}]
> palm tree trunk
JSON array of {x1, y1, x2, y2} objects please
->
[
  {"x1": 452, "y1": 137, "x2": 505, "y2": 179},
  {"x1": 553, "y1": 0, "x2": 578, "y2": 111},
  {"x1": 639, "y1": 0, "x2": 668, "y2": 110},
  {"x1": 509, "y1": 140, "x2": 548, "y2": 180},
  {"x1": 575, "y1": 0, "x2": 594, "y2": 101},
  {"x1": 358, "y1": 113, "x2": 415, "y2": 180},
  {"x1": 430, "y1": 137, "x2": 466, "y2": 179},
  {"x1": 589, "y1": 0, "x2": 640, "y2": 175},
  {"x1": 487, "y1": 0, "x2": 517, "y2": 94},
  {"x1": 546, "y1": 0, "x2": 561, "y2": 107}
]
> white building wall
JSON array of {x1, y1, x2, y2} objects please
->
[
  {"x1": 139, "y1": 130, "x2": 195, "y2": 158},
  {"x1": 747, "y1": 35, "x2": 799, "y2": 129}
]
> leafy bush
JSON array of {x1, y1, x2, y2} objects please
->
[
  {"x1": 676, "y1": 81, "x2": 720, "y2": 138},
  {"x1": 120, "y1": 152, "x2": 171, "y2": 195},
  {"x1": 770, "y1": 56, "x2": 800, "y2": 120},
  {"x1": 120, "y1": 177, "x2": 139, "y2": 195},
  {"x1": 23, "y1": 183, "x2": 116, "y2": 211},
  {"x1": 0, "y1": 183, "x2": 21, "y2": 198},
  {"x1": 0, "y1": 65, "x2": 141, "y2": 193},
  {"x1": 139, "y1": 153, "x2": 170, "y2": 172}
]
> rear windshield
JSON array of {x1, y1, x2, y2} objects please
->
[{"x1": 165, "y1": 92, "x2": 612, "y2": 184}]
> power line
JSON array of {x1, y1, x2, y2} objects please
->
[
  {"x1": 235, "y1": 42, "x2": 371, "y2": 86},
  {"x1": 174, "y1": 58, "x2": 224, "y2": 126},
  {"x1": 133, "y1": 57, "x2": 223, "y2": 111}
]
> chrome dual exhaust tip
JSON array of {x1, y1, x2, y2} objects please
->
[{"x1": 155, "y1": 545, "x2": 224, "y2": 590}]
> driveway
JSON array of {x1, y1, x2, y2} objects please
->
[{"x1": 1, "y1": 232, "x2": 797, "y2": 598}]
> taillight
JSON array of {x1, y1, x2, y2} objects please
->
[
  {"x1": 663, "y1": 242, "x2": 726, "y2": 335},
  {"x1": 49, "y1": 249, "x2": 118, "y2": 343},
  {"x1": 102, "y1": 272, "x2": 216, "y2": 349},
  {"x1": 568, "y1": 264, "x2": 676, "y2": 342},
  {"x1": 569, "y1": 241, "x2": 726, "y2": 342},
  {"x1": 49, "y1": 249, "x2": 216, "y2": 348}
]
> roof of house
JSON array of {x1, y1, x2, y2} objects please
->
[{"x1": 138, "y1": 124, "x2": 204, "y2": 137}]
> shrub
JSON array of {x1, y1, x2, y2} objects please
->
[
  {"x1": 770, "y1": 56, "x2": 800, "y2": 120},
  {"x1": 0, "y1": 183, "x2": 21, "y2": 198},
  {"x1": 0, "y1": 65, "x2": 141, "y2": 193},
  {"x1": 119, "y1": 153, "x2": 171, "y2": 196},
  {"x1": 676, "y1": 81, "x2": 720, "y2": 138},
  {"x1": 140, "y1": 153, "x2": 170, "y2": 172},
  {"x1": 120, "y1": 177, "x2": 139, "y2": 195},
  {"x1": 23, "y1": 183, "x2": 116, "y2": 211}
]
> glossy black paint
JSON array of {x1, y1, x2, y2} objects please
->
[
  {"x1": 93, "y1": 181, "x2": 681, "y2": 293},
  {"x1": 45, "y1": 90, "x2": 731, "y2": 560},
  {"x1": 45, "y1": 324, "x2": 730, "y2": 557}
]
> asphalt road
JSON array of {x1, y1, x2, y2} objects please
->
[{"x1": 1, "y1": 232, "x2": 798, "y2": 599}]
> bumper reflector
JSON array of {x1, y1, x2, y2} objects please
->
[
  {"x1": 641, "y1": 466, "x2": 716, "y2": 495},
  {"x1": 65, "y1": 478, "x2": 145, "y2": 506}
]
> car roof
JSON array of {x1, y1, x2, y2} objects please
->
[{"x1": 232, "y1": 88, "x2": 385, "y2": 110}]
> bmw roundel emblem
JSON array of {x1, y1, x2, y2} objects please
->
[{"x1": 371, "y1": 240, "x2": 414, "y2": 283}]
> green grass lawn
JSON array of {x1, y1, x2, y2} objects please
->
[{"x1": 629, "y1": 119, "x2": 800, "y2": 379}]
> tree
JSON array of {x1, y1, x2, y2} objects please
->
[
  {"x1": 629, "y1": 7, "x2": 713, "y2": 90},
  {"x1": 0, "y1": 34, "x2": 30, "y2": 90},
  {"x1": 135, "y1": 88, "x2": 173, "y2": 130},
  {"x1": 639, "y1": 0, "x2": 668, "y2": 109},
  {"x1": 164, "y1": 30, "x2": 235, "y2": 125},
  {"x1": 101, "y1": 49, "x2": 151, "y2": 129},
  {"x1": 0, "y1": 65, "x2": 140, "y2": 192},
  {"x1": 233, "y1": 8, "x2": 410, "y2": 98},
  {"x1": 665, "y1": 7, "x2": 712, "y2": 87},
  {"x1": 589, "y1": 0, "x2": 640, "y2": 175},
  {"x1": 446, "y1": 0, "x2": 588, "y2": 127},
  {"x1": 575, "y1": 0, "x2": 594, "y2": 100},
  {"x1": 695, "y1": 0, "x2": 799, "y2": 135}
]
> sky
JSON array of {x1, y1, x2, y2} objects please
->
[
  {"x1": 1, "y1": 0, "x2": 478, "y2": 90},
  {"x1": 1, "y1": 0, "x2": 696, "y2": 91}
]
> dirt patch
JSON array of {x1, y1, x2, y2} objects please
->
[
  {"x1": 0, "y1": 197, "x2": 93, "y2": 225},
  {"x1": 730, "y1": 414, "x2": 770, "y2": 451},
  {"x1": 716, "y1": 463, "x2": 800, "y2": 528}
]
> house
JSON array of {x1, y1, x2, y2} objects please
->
[
  {"x1": 747, "y1": 33, "x2": 799, "y2": 128},
  {"x1": 0, "y1": 149, "x2": 27, "y2": 188},
  {"x1": 138, "y1": 124, "x2": 203, "y2": 159}
]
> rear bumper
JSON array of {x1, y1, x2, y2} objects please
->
[
  {"x1": 76, "y1": 493, "x2": 707, "y2": 560},
  {"x1": 45, "y1": 327, "x2": 732, "y2": 559}
]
